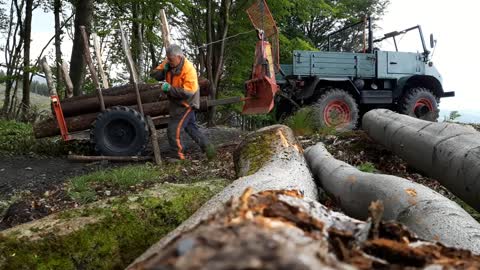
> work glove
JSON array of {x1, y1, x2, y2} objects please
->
[{"x1": 162, "y1": 82, "x2": 171, "y2": 93}]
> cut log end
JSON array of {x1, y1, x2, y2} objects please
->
[{"x1": 130, "y1": 189, "x2": 480, "y2": 270}]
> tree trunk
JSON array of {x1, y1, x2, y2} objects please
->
[
  {"x1": 363, "y1": 109, "x2": 480, "y2": 212},
  {"x1": 129, "y1": 125, "x2": 480, "y2": 269},
  {"x1": 20, "y1": 0, "x2": 33, "y2": 119},
  {"x1": 130, "y1": 2, "x2": 143, "y2": 78},
  {"x1": 69, "y1": 0, "x2": 93, "y2": 96},
  {"x1": 305, "y1": 142, "x2": 480, "y2": 253},
  {"x1": 54, "y1": 0, "x2": 63, "y2": 94}
]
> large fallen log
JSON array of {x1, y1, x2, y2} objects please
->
[
  {"x1": 305, "y1": 142, "x2": 480, "y2": 253},
  {"x1": 129, "y1": 125, "x2": 318, "y2": 268},
  {"x1": 362, "y1": 109, "x2": 480, "y2": 211},
  {"x1": 130, "y1": 187, "x2": 480, "y2": 269}
]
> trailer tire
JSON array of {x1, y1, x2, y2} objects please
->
[
  {"x1": 90, "y1": 106, "x2": 149, "y2": 156},
  {"x1": 312, "y1": 89, "x2": 359, "y2": 130},
  {"x1": 399, "y1": 87, "x2": 439, "y2": 121}
]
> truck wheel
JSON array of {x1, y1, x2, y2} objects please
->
[
  {"x1": 399, "y1": 87, "x2": 439, "y2": 121},
  {"x1": 90, "y1": 106, "x2": 149, "y2": 156},
  {"x1": 313, "y1": 89, "x2": 359, "y2": 130},
  {"x1": 274, "y1": 98, "x2": 294, "y2": 122}
]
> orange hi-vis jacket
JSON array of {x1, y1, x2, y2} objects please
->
[{"x1": 154, "y1": 58, "x2": 200, "y2": 115}]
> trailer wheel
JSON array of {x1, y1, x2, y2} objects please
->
[
  {"x1": 399, "y1": 87, "x2": 439, "y2": 121},
  {"x1": 312, "y1": 89, "x2": 359, "y2": 130},
  {"x1": 90, "y1": 106, "x2": 149, "y2": 156}
]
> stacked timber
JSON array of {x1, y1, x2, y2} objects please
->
[{"x1": 33, "y1": 79, "x2": 210, "y2": 139}]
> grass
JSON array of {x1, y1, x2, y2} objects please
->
[
  {"x1": 285, "y1": 107, "x2": 317, "y2": 136},
  {"x1": 0, "y1": 85, "x2": 51, "y2": 111},
  {"x1": 67, "y1": 163, "x2": 188, "y2": 204},
  {"x1": 356, "y1": 162, "x2": 377, "y2": 173}
]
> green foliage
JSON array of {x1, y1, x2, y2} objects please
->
[
  {"x1": 444, "y1": 110, "x2": 461, "y2": 122},
  {"x1": 0, "y1": 181, "x2": 225, "y2": 270},
  {"x1": 0, "y1": 120, "x2": 90, "y2": 156},
  {"x1": 279, "y1": 35, "x2": 317, "y2": 63},
  {"x1": 284, "y1": 107, "x2": 317, "y2": 136},
  {"x1": 356, "y1": 162, "x2": 376, "y2": 173}
]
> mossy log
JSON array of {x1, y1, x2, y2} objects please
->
[
  {"x1": 305, "y1": 142, "x2": 480, "y2": 254},
  {"x1": 362, "y1": 109, "x2": 480, "y2": 211},
  {"x1": 129, "y1": 125, "x2": 318, "y2": 267},
  {"x1": 0, "y1": 180, "x2": 227, "y2": 269}
]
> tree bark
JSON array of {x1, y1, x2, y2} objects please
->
[
  {"x1": 305, "y1": 142, "x2": 480, "y2": 254},
  {"x1": 69, "y1": 0, "x2": 93, "y2": 96},
  {"x1": 363, "y1": 109, "x2": 480, "y2": 212},
  {"x1": 54, "y1": 0, "x2": 63, "y2": 93},
  {"x1": 20, "y1": 0, "x2": 33, "y2": 119}
]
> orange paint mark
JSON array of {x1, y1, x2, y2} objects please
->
[
  {"x1": 405, "y1": 188, "x2": 417, "y2": 197},
  {"x1": 277, "y1": 130, "x2": 289, "y2": 147},
  {"x1": 347, "y1": 175, "x2": 357, "y2": 183}
]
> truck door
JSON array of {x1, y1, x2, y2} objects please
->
[{"x1": 387, "y1": 52, "x2": 420, "y2": 74}]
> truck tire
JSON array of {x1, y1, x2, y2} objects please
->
[
  {"x1": 90, "y1": 106, "x2": 149, "y2": 156},
  {"x1": 312, "y1": 89, "x2": 359, "y2": 130},
  {"x1": 274, "y1": 98, "x2": 294, "y2": 122},
  {"x1": 399, "y1": 87, "x2": 439, "y2": 121}
]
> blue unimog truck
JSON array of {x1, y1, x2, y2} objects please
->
[{"x1": 275, "y1": 17, "x2": 455, "y2": 128}]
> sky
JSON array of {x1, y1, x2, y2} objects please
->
[
  {"x1": 3, "y1": 0, "x2": 480, "y2": 112},
  {"x1": 377, "y1": 0, "x2": 480, "y2": 111}
]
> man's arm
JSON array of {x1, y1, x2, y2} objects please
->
[{"x1": 150, "y1": 59, "x2": 168, "y2": 81}]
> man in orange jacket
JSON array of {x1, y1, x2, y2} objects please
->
[{"x1": 150, "y1": 44, "x2": 215, "y2": 160}]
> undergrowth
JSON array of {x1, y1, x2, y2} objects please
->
[
  {"x1": 284, "y1": 107, "x2": 317, "y2": 136},
  {"x1": 0, "y1": 120, "x2": 90, "y2": 156}
]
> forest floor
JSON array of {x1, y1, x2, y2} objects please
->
[
  {"x1": 0, "y1": 126, "x2": 245, "y2": 229},
  {"x1": 2, "y1": 122, "x2": 479, "y2": 230}
]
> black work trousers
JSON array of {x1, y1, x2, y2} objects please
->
[{"x1": 167, "y1": 107, "x2": 208, "y2": 159}]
